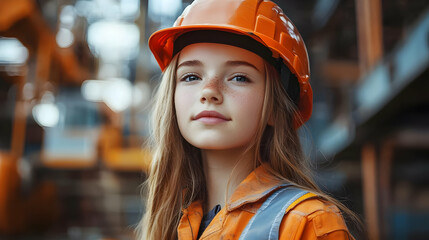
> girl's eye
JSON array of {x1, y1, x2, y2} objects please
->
[
  {"x1": 231, "y1": 75, "x2": 249, "y2": 82},
  {"x1": 181, "y1": 74, "x2": 201, "y2": 82}
]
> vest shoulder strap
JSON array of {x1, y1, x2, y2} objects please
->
[{"x1": 239, "y1": 186, "x2": 317, "y2": 240}]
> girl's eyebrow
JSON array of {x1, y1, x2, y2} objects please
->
[
  {"x1": 177, "y1": 59, "x2": 261, "y2": 72},
  {"x1": 177, "y1": 60, "x2": 202, "y2": 69},
  {"x1": 225, "y1": 60, "x2": 260, "y2": 72}
]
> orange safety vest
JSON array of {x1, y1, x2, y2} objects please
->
[{"x1": 178, "y1": 165, "x2": 354, "y2": 240}]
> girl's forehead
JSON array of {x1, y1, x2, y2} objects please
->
[{"x1": 177, "y1": 42, "x2": 265, "y2": 70}]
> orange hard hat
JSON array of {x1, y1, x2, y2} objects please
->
[{"x1": 149, "y1": 0, "x2": 313, "y2": 126}]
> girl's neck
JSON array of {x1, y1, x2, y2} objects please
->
[{"x1": 201, "y1": 147, "x2": 254, "y2": 213}]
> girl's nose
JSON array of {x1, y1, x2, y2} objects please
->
[{"x1": 200, "y1": 78, "x2": 223, "y2": 104}]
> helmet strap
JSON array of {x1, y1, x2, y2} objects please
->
[{"x1": 279, "y1": 61, "x2": 300, "y2": 107}]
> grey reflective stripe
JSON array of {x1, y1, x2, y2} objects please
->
[{"x1": 239, "y1": 186, "x2": 309, "y2": 240}]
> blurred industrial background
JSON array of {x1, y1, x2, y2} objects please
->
[{"x1": 0, "y1": 0, "x2": 428, "y2": 239}]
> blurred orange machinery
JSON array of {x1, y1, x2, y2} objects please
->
[{"x1": 0, "y1": 0, "x2": 151, "y2": 234}]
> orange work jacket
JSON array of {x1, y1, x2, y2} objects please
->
[{"x1": 178, "y1": 165, "x2": 354, "y2": 240}]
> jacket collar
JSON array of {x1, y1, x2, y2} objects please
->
[{"x1": 226, "y1": 164, "x2": 287, "y2": 211}]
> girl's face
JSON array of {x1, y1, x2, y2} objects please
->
[{"x1": 175, "y1": 43, "x2": 266, "y2": 150}]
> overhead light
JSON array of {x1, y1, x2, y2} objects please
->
[
  {"x1": 59, "y1": 5, "x2": 76, "y2": 28},
  {"x1": 87, "y1": 21, "x2": 140, "y2": 61},
  {"x1": 0, "y1": 38, "x2": 29, "y2": 65},
  {"x1": 81, "y1": 79, "x2": 106, "y2": 102},
  {"x1": 120, "y1": 0, "x2": 140, "y2": 20},
  {"x1": 82, "y1": 78, "x2": 134, "y2": 112},
  {"x1": 33, "y1": 103, "x2": 60, "y2": 128},
  {"x1": 148, "y1": 0, "x2": 182, "y2": 17},
  {"x1": 103, "y1": 78, "x2": 133, "y2": 112},
  {"x1": 32, "y1": 91, "x2": 60, "y2": 128},
  {"x1": 75, "y1": 0, "x2": 96, "y2": 18},
  {"x1": 56, "y1": 28, "x2": 75, "y2": 48}
]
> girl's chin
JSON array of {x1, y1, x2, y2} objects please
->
[
  {"x1": 182, "y1": 132, "x2": 253, "y2": 150},
  {"x1": 188, "y1": 142, "x2": 249, "y2": 151}
]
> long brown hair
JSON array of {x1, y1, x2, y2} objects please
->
[{"x1": 138, "y1": 56, "x2": 359, "y2": 240}]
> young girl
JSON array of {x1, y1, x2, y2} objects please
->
[{"x1": 139, "y1": 0, "x2": 356, "y2": 239}]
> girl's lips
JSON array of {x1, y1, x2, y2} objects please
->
[{"x1": 193, "y1": 111, "x2": 231, "y2": 124}]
